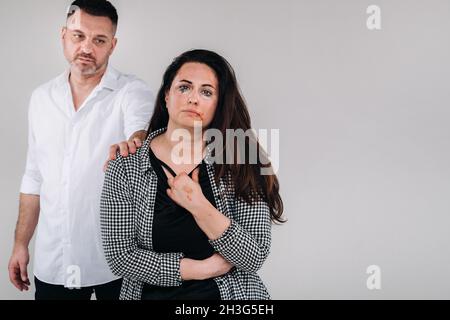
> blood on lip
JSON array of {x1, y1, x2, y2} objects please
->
[{"x1": 183, "y1": 110, "x2": 204, "y2": 120}]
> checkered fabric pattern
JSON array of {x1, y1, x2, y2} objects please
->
[{"x1": 100, "y1": 128, "x2": 272, "y2": 300}]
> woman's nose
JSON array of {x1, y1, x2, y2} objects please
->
[{"x1": 188, "y1": 92, "x2": 199, "y2": 105}]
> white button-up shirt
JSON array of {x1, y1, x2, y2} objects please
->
[{"x1": 20, "y1": 66, "x2": 154, "y2": 286}]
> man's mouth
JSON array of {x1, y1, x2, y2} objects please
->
[{"x1": 77, "y1": 56, "x2": 95, "y2": 63}]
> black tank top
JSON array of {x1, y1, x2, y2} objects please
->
[{"x1": 141, "y1": 146, "x2": 221, "y2": 300}]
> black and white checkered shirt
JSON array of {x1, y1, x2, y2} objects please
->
[{"x1": 100, "y1": 128, "x2": 272, "y2": 300}]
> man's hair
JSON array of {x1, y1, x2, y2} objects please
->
[{"x1": 67, "y1": 0, "x2": 118, "y2": 27}]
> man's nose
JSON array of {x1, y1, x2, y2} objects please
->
[{"x1": 80, "y1": 40, "x2": 93, "y2": 54}]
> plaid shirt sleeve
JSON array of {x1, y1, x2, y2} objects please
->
[
  {"x1": 209, "y1": 178, "x2": 272, "y2": 273},
  {"x1": 100, "y1": 154, "x2": 184, "y2": 287}
]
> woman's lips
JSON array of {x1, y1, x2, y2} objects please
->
[{"x1": 183, "y1": 110, "x2": 202, "y2": 118}]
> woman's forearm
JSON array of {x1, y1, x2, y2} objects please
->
[
  {"x1": 180, "y1": 253, "x2": 233, "y2": 280},
  {"x1": 189, "y1": 198, "x2": 272, "y2": 273},
  {"x1": 189, "y1": 199, "x2": 231, "y2": 241}
]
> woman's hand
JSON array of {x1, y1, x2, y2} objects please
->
[
  {"x1": 180, "y1": 253, "x2": 233, "y2": 281},
  {"x1": 167, "y1": 167, "x2": 232, "y2": 241},
  {"x1": 166, "y1": 168, "x2": 211, "y2": 213}
]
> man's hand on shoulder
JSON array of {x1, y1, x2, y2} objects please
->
[{"x1": 103, "y1": 130, "x2": 148, "y2": 172}]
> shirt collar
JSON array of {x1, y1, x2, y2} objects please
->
[
  {"x1": 56, "y1": 64, "x2": 120, "y2": 91},
  {"x1": 139, "y1": 127, "x2": 167, "y2": 174},
  {"x1": 99, "y1": 65, "x2": 120, "y2": 90}
]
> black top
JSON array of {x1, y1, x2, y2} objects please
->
[{"x1": 141, "y1": 146, "x2": 221, "y2": 300}]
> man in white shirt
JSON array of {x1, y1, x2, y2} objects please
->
[{"x1": 8, "y1": 0, "x2": 153, "y2": 300}]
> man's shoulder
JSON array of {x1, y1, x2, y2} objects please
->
[
  {"x1": 112, "y1": 68, "x2": 152, "y2": 93},
  {"x1": 31, "y1": 72, "x2": 67, "y2": 98}
]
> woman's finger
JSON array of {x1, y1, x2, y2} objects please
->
[{"x1": 192, "y1": 168, "x2": 200, "y2": 183}]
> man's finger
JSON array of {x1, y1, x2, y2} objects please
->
[
  {"x1": 9, "y1": 264, "x2": 25, "y2": 291},
  {"x1": 127, "y1": 141, "x2": 137, "y2": 154},
  {"x1": 133, "y1": 137, "x2": 143, "y2": 148},
  {"x1": 19, "y1": 262, "x2": 28, "y2": 283},
  {"x1": 9, "y1": 264, "x2": 21, "y2": 290},
  {"x1": 103, "y1": 160, "x2": 109, "y2": 172},
  {"x1": 19, "y1": 262, "x2": 30, "y2": 291},
  {"x1": 119, "y1": 142, "x2": 129, "y2": 157},
  {"x1": 109, "y1": 145, "x2": 118, "y2": 160}
]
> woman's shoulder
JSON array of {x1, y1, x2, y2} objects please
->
[
  {"x1": 110, "y1": 128, "x2": 167, "y2": 177},
  {"x1": 107, "y1": 147, "x2": 147, "y2": 177}
]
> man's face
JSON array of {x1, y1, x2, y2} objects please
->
[{"x1": 62, "y1": 9, "x2": 117, "y2": 76}]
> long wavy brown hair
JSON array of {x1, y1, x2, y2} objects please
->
[{"x1": 148, "y1": 49, "x2": 285, "y2": 223}]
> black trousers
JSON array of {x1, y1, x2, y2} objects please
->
[{"x1": 34, "y1": 277, "x2": 122, "y2": 300}]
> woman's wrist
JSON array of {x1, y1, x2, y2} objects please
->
[
  {"x1": 180, "y1": 257, "x2": 209, "y2": 281},
  {"x1": 188, "y1": 197, "x2": 215, "y2": 218},
  {"x1": 180, "y1": 258, "x2": 193, "y2": 280}
]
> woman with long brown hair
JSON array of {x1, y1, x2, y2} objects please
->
[{"x1": 100, "y1": 49, "x2": 284, "y2": 300}]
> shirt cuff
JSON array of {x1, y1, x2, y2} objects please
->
[
  {"x1": 20, "y1": 175, "x2": 41, "y2": 195},
  {"x1": 208, "y1": 219, "x2": 240, "y2": 252},
  {"x1": 157, "y1": 252, "x2": 185, "y2": 287}
]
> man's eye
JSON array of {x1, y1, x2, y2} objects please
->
[
  {"x1": 72, "y1": 34, "x2": 84, "y2": 41},
  {"x1": 95, "y1": 39, "x2": 106, "y2": 44}
]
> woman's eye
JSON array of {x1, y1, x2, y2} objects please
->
[
  {"x1": 202, "y1": 90, "x2": 213, "y2": 97},
  {"x1": 179, "y1": 85, "x2": 189, "y2": 93}
]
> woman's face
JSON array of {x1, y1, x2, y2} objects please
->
[{"x1": 165, "y1": 62, "x2": 219, "y2": 129}]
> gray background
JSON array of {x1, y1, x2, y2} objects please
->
[{"x1": 1, "y1": 0, "x2": 449, "y2": 299}]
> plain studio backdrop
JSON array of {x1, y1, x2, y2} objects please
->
[{"x1": 0, "y1": 0, "x2": 449, "y2": 300}]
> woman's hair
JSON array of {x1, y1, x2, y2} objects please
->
[{"x1": 148, "y1": 49, "x2": 284, "y2": 223}]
